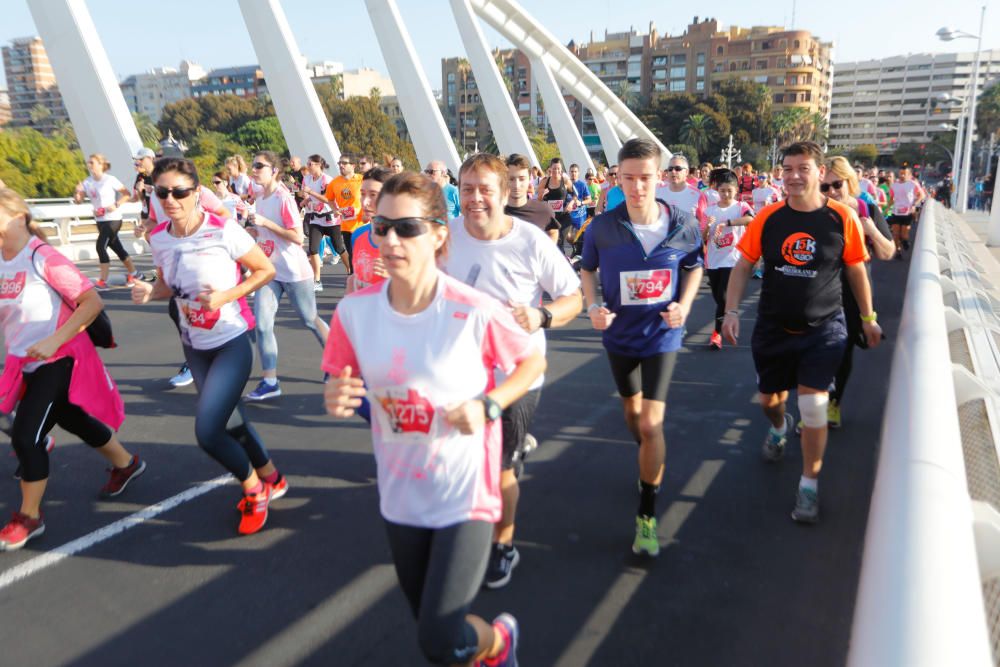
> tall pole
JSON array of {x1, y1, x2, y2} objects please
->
[
  {"x1": 957, "y1": 5, "x2": 986, "y2": 214},
  {"x1": 952, "y1": 108, "x2": 966, "y2": 208}
]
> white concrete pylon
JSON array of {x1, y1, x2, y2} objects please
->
[
  {"x1": 591, "y1": 110, "x2": 623, "y2": 167},
  {"x1": 237, "y1": 0, "x2": 341, "y2": 165},
  {"x1": 366, "y1": 0, "x2": 461, "y2": 175},
  {"x1": 530, "y1": 56, "x2": 594, "y2": 173},
  {"x1": 27, "y1": 0, "x2": 142, "y2": 186},
  {"x1": 449, "y1": 0, "x2": 538, "y2": 167}
]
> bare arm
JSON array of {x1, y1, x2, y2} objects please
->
[
  {"x1": 720, "y1": 257, "x2": 754, "y2": 345},
  {"x1": 862, "y1": 217, "x2": 896, "y2": 260},
  {"x1": 255, "y1": 215, "x2": 304, "y2": 245},
  {"x1": 845, "y1": 261, "x2": 883, "y2": 348}
]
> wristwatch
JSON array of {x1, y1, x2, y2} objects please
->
[
  {"x1": 481, "y1": 395, "x2": 503, "y2": 422},
  {"x1": 538, "y1": 306, "x2": 553, "y2": 329}
]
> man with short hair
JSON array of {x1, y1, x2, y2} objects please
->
[
  {"x1": 426, "y1": 160, "x2": 461, "y2": 219},
  {"x1": 887, "y1": 166, "x2": 925, "y2": 258},
  {"x1": 567, "y1": 163, "x2": 592, "y2": 239},
  {"x1": 357, "y1": 155, "x2": 374, "y2": 174},
  {"x1": 325, "y1": 154, "x2": 363, "y2": 273},
  {"x1": 504, "y1": 154, "x2": 559, "y2": 242},
  {"x1": 596, "y1": 165, "x2": 624, "y2": 214},
  {"x1": 581, "y1": 138, "x2": 704, "y2": 557},
  {"x1": 655, "y1": 155, "x2": 708, "y2": 223},
  {"x1": 722, "y1": 141, "x2": 882, "y2": 524}
]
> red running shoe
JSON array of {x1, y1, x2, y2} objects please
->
[
  {"x1": 0, "y1": 512, "x2": 45, "y2": 551},
  {"x1": 267, "y1": 474, "x2": 289, "y2": 502},
  {"x1": 237, "y1": 486, "x2": 272, "y2": 535},
  {"x1": 99, "y1": 456, "x2": 146, "y2": 498},
  {"x1": 710, "y1": 331, "x2": 723, "y2": 350}
]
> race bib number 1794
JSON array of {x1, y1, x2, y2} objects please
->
[{"x1": 619, "y1": 269, "x2": 674, "y2": 306}]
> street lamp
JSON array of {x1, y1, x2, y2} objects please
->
[{"x1": 937, "y1": 6, "x2": 987, "y2": 218}]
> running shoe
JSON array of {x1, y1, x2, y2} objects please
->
[
  {"x1": 169, "y1": 364, "x2": 193, "y2": 388},
  {"x1": 827, "y1": 400, "x2": 842, "y2": 429},
  {"x1": 245, "y1": 380, "x2": 281, "y2": 401},
  {"x1": 762, "y1": 414, "x2": 793, "y2": 462},
  {"x1": 483, "y1": 613, "x2": 519, "y2": 667},
  {"x1": 267, "y1": 474, "x2": 289, "y2": 501},
  {"x1": 0, "y1": 512, "x2": 44, "y2": 551},
  {"x1": 632, "y1": 515, "x2": 660, "y2": 557},
  {"x1": 237, "y1": 486, "x2": 272, "y2": 535},
  {"x1": 483, "y1": 543, "x2": 520, "y2": 590},
  {"x1": 94, "y1": 279, "x2": 111, "y2": 291},
  {"x1": 12, "y1": 435, "x2": 55, "y2": 481},
  {"x1": 99, "y1": 456, "x2": 146, "y2": 498},
  {"x1": 313, "y1": 281, "x2": 323, "y2": 293},
  {"x1": 791, "y1": 486, "x2": 820, "y2": 524},
  {"x1": 710, "y1": 331, "x2": 723, "y2": 349},
  {"x1": 752, "y1": 267, "x2": 764, "y2": 279},
  {"x1": 521, "y1": 433, "x2": 538, "y2": 456}
]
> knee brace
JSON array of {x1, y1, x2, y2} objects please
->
[{"x1": 798, "y1": 392, "x2": 829, "y2": 429}]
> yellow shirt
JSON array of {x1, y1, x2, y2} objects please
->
[{"x1": 326, "y1": 174, "x2": 363, "y2": 233}]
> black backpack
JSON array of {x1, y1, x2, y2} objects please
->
[{"x1": 30, "y1": 244, "x2": 116, "y2": 348}]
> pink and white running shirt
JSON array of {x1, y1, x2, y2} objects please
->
[
  {"x1": 655, "y1": 184, "x2": 707, "y2": 223},
  {"x1": 83, "y1": 175, "x2": 126, "y2": 222},
  {"x1": 149, "y1": 213, "x2": 256, "y2": 350},
  {"x1": 752, "y1": 185, "x2": 781, "y2": 210},
  {"x1": 0, "y1": 238, "x2": 92, "y2": 371},
  {"x1": 322, "y1": 273, "x2": 534, "y2": 528},
  {"x1": 890, "y1": 181, "x2": 924, "y2": 216},
  {"x1": 250, "y1": 184, "x2": 313, "y2": 283},
  {"x1": 303, "y1": 173, "x2": 337, "y2": 225},
  {"x1": 703, "y1": 201, "x2": 754, "y2": 270}
]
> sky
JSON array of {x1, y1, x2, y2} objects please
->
[{"x1": 2, "y1": 0, "x2": 999, "y2": 91}]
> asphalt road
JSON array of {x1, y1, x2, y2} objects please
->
[{"x1": 0, "y1": 252, "x2": 907, "y2": 666}]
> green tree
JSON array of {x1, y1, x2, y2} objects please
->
[
  {"x1": 667, "y1": 143, "x2": 699, "y2": 166},
  {"x1": 132, "y1": 112, "x2": 160, "y2": 149},
  {"x1": 848, "y1": 144, "x2": 879, "y2": 166},
  {"x1": 184, "y1": 131, "x2": 249, "y2": 181},
  {"x1": 0, "y1": 128, "x2": 87, "y2": 197},
  {"x1": 679, "y1": 114, "x2": 714, "y2": 155},
  {"x1": 977, "y1": 82, "x2": 1000, "y2": 142},
  {"x1": 323, "y1": 95, "x2": 418, "y2": 167},
  {"x1": 229, "y1": 117, "x2": 287, "y2": 155},
  {"x1": 714, "y1": 79, "x2": 772, "y2": 145},
  {"x1": 158, "y1": 95, "x2": 272, "y2": 140}
]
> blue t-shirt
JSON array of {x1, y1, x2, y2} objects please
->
[
  {"x1": 580, "y1": 200, "x2": 703, "y2": 357},
  {"x1": 606, "y1": 185, "x2": 625, "y2": 211},
  {"x1": 571, "y1": 179, "x2": 589, "y2": 226},
  {"x1": 443, "y1": 183, "x2": 461, "y2": 220}
]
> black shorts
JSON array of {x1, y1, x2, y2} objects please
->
[
  {"x1": 500, "y1": 389, "x2": 541, "y2": 470},
  {"x1": 751, "y1": 313, "x2": 847, "y2": 394},
  {"x1": 606, "y1": 351, "x2": 677, "y2": 403},
  {"x1": 306, "y1": 216, "x2": 346, "y2": 256},
  {"x1": 889, "y1": 214, "x2": 914, "y2": 226}
]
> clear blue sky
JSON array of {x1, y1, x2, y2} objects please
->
[{"x1": 2, "y1": 0, "x2": 998, "y2": 90}]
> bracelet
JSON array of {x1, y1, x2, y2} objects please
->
[
  {"x1": 860, "y1": 311, "x2": 878, "y2": 323},
  {"x1": 724, "y1": 310, "x2": 739, "y2": 317},
  {"x1": 587, "y1": 303, "x2": 602, "y2": 315}
]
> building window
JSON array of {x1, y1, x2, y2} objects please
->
[
  {"x1": 757, "y1": 60, "x2": 768, "y2": 70},
  {"x1": 773, "y1": 93, "x2": 784, "y2": 103},
  {"x1": 697, "y1": 53, "x2": 705, "y2": 65},
  {"x1": 755, "y1": 75, "x2": 768, "y2": 83},
  {"x1": 696, "y1": 80, "x2": 705, "y2": 91},
  {"x1": 653, "y1": 69, "x2": 667, "y2": 80},
  {"x1": 653, "y1": 56, "x2": 667, "y2": 66},
  {"x1": 793, "y1": 39, "x2": 801, "y2": 49},
  {"x1": 696, "y1": 66, "x2": 705, "y2": 77},
  {"x1": 672, "y1": 54, "x2": 686, "y2": 64},
  {"x1": 730, "y1": 62, "x2": 737, "y2": 72},
  {"x1": 669, "y1": 66, "x2": 686, "y2": 78},
  {"x1": 717, "y1": 46, "x2": 724, "y2": 55},
  {"x1": 669, "y1": 80, "x2": 685, "y2": 92}
]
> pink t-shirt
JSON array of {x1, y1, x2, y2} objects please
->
[
  {"x1": 150, "y1": 213, "x2": 256, "y2": 350},
  {"x1": 890, "y1": 181, "x2": 924, "y2": 216},
  {"x1": 322, "y1": 272, "x2": 534, "y2": 528},
  {"x1": 656, "y1": 185, "x2": 708, "y2": 223},
  {"x1": 704, "y1": 201, "x2": 754, "y2": 270},
  {"x1": 251, "y1": 184, "x2": 313, "y2": 283},
  {"x1": 0, "y1": 238, "x2": 92, "y2": 370},
  {"x1": 303, "y1": 173, "x2": 337, "y2": 224}
]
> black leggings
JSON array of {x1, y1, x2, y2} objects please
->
[
  {"x1": 183, "y1": 333, "x2": 269, "y2": 482},
  {"x1": 306, "y1": 218, "x2": 346, "y2": 256},
  {"x1": 10, "y1": 358, "x2": 112, "y2": 482},
  {"x1": 96, "y1": 220, "x2": 130, "y2": 264},
  {"x1": 341, "y1": 229, "x2": 354, "y2": 273},
  {"x1": 707, "y1": 268, "x2": 732, "y2": 334},
  {"x1": 384, "y1": 519, "x2": 492, "y2": 665}
]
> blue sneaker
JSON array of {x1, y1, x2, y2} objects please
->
[
  {"x1": 762, "y1": 413, "x2": 793, "y2": 462},
  {"x1": 245, "y1": 380, "x2": 281, "y2": 401},
  {"x1": 484, "y1": 613, "x2": 519, "y2": 667}
]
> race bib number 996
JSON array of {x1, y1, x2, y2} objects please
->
[{"x1": 619, "y1": 269, "x2": 674, "y2": 306}]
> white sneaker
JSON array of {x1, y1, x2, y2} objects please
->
[
  {"x1": 313, "y1": 281, "x2": 323, "y2": 293},
  {"x1": 330, "y1": 254, "x2": 341, "y2": 265},
  {"x1": 169, "y1": 364, "x2": 193, "y2": 388}
]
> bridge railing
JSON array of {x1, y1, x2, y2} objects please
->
[
  {"x1": 27, "y1": 198, "x2": 142, "y2": 246},
  {"x1": 848, "y1": 201, "x2": 994, "y2": 666}
]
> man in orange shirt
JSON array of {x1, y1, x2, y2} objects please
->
[
  {"x1": 325, "y1": 153, "x2": 363, "y2": 274},
  {"x1": 722, "y1": 141, "x2": 882, "y2": 524}
]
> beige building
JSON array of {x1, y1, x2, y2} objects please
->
[
  {"x1": 341, "y1": 67, "x2": 395, "y2": 99},
  {"x1": 2, "y1": 36, "x2": 70, "y2": 133}
]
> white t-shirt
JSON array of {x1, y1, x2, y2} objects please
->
[
  {"x1": 303, "y1": 173, "x2": 336, "y2": 224},
  {"x1": 444, "y1": 216, "x2": 581, "y2": 390},
  {"x1": 752, "y1": 186, "x2": 780, "y2": 210},
  {"x1": 83, "y1": 175, "x2": 126, "y2": 222},
  {"x1": 229, "y1": 173, "x2": 252, "y2": 198},
  {"x1": 250, "y1": 184, "x2": 313, "y2": 283},
  {"x1": 0, "y1": 238, "x2": 92, "y2": 371},
  {"x1": 656, "y1": 184, "x2": 707, "y2": 222},
  {"x1": 890, "y1": 181, "x2": 924, "y2": 215},
  {"x1": 704, "y1": 188, "x2": 721, "y2": 206},
  {"x1": 322, "y1": 272, "x2": 534, "y2": 528},
  {"x1": 149, "y1": 213, "x2": 256, "y2": 350},
  {"x1": 629, "y1": 205, "x2": 671, "y2": 256},
  {"x1": 704, "y1": 201, "x2": 754, "y2": 270}
]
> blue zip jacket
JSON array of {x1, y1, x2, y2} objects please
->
[{"x1": 580, "y1": 199, "x2": 703, "y2": 357}]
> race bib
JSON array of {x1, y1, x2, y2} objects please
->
[
  {"x1": 340, "y1": 206, "x2": 356, "y2": 220},
  {"x1": 620, "y1": 269, "x2": 674, "y2": 305},
  {"x1": 0, "y1": 272, "x2": 26, "y2": 300},
  {"x1": 715, "y1": 231, "x2": 734, "y2": 248},
  {"x1": 259, "y1": 239, "x2": 275, "y2": 257},
  {"x1": 375, "y1": 387, "x2": 435, "y2": 438},
  {"x1": 547, "y1": 200, "x2": 564, "y2": 212},
  {"x1": 894, "y1": 206, "x2": 911, "y2": 215},
  {"x1": 181, "y1": 300, "x2": 221, "y2": 330}
]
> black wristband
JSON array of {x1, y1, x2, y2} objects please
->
[{"x1": 539, "y1": 306, "x2": 553, "y2": 329}]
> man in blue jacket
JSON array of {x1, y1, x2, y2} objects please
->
[{"x1": 580, "y1": 138, "x2": 703, "y2": 558}]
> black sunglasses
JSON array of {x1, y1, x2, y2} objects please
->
[
  {"x1": 338, "y1": 161, "x2": 352, "y2": 166},
  {"x1": 212, "y1": 180, "x2": 225, "y2": 186},
  {"x1": 372, "y1": 215, "x2": 445, "y2": 238},
  {"x1": 155, "y1": 186, "x2": 197, "y2": 200},
  {"x1": 609, "y1": 172, "x2": 618, "y2": 177},
  {"x1": 251, "y1": 162, "x2": 271, "y2": 170},
  {"x1": 666, "y1": 166, "x2": 687, "y2": 172},
  {"x1": 820, "y1": 180, "x2": 845, "y2": 192}
]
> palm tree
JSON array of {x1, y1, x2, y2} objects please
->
[
  {"x1": 809, "y1": 112, "x2": 829, "y2": 144},
  {"x1": 132, "y1": 112, "x2": 160, "y2": 148},
  {"x1": 615, "y1": 79, "x2": 637, "y2": 110},
  {"x1": 679, "y1": 114, "x2": 714, "y2": 155}
]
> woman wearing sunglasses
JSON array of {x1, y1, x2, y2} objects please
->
[
  {"x1": 244, "y1": 150, "x2": 328, "y2": 402},
  {"x1": 132, "y1": 158, "x2": 286, "y2": 535},
  {"x1": 814, "y1": 157, "x2": 895, "y2": 430},
  {"x1": 323, "y1": 172, "x2": 544, "y2": 666}
]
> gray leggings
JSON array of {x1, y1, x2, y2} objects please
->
[{"x1": 384, "y1": 519, "x2": 492, "y2": 665}]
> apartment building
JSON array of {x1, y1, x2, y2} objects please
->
[{"x1": 2, "y1": 36, "x2": 69, "y2": 133}]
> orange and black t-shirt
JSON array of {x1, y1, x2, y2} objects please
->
[
  {"x1": 325, "y1": 174, "x2": 363, "y2": 233},
  {"x1": 737, "y1": 198, "x2": 868, "y2": 331}
]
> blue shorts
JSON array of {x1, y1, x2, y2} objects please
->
[{"x1": 751, "y1": 312, "x2": 847, "y2": 394}]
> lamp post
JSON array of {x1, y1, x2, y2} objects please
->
[{"x1": 937, "y1": 6, "x2": 987, "y2": 215}]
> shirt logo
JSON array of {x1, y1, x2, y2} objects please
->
[
  {"x1": 341, "y1": 187, "x2": 352, "y2": 200},
  {"x1": 0, "y1": 272, "x2": 26, "y2": 300},
  {"x1": 377, "y1": 389, "x2": 434, "y2": 435},
  {"x1": 781, "y1": 233, "x2": 817, "y2": 267},
  {"x1": 258, "y1": 239, "x2": 275, "y2": 257},
  {"x1": 620, "y1": 269, "x2": 673, "y2": 305}
]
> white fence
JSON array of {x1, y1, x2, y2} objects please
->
[{"x1": 27, "y1": 199, "x2": 147, "y2": 260}]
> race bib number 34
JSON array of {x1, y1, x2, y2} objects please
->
[{"x1": 620, "y1": 269, "x2": 674, "y2": 306}]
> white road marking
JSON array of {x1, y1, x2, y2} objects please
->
[{"x1": 0, "y1": 474, "x2": 233, "y2": 591}]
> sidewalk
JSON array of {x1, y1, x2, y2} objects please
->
[{"x1": 947, "y1": 209, "x2": 1000, "y2": 288}]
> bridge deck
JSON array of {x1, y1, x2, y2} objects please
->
[{"x1": 0, "y1": 255, "x2": 908, "y2": 666}]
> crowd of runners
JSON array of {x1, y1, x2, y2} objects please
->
[{"x1": 0, "y1": 135, "x2": 921, "y2": 665}]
